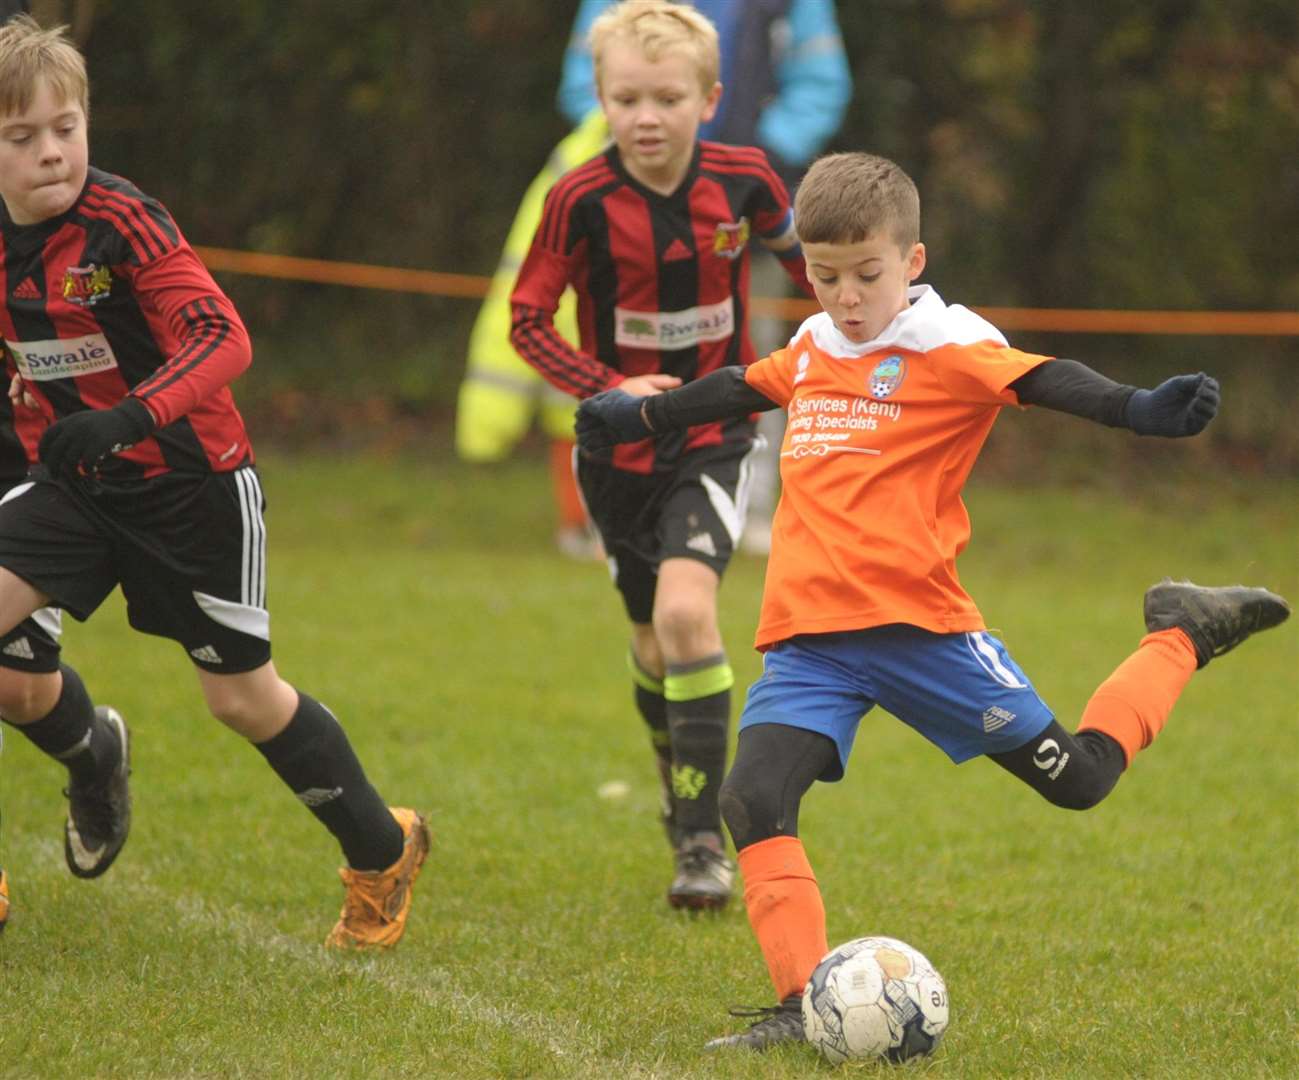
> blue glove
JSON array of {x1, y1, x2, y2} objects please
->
[
  {"x1": 38, "y1": 398, "x2": 155, "y2": 478},
  {"x1": 1124, "y1": 373, "x2": 1219, "y2": 437},
  {"x1": 575, "y1": 389, "x2": 652, "y2": 451}
]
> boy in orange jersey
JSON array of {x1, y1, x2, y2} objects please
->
[
  {"x1": 576, "y1": 151, "x2": 1290, "y2": 1050},
  {"x1": 511, "y1": 1, "x2": 811, "y2": 910}
]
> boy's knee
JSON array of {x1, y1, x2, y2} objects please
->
[
  {"x1": 205, "y1": 690, "x2": 258, "y2": 731},
  {"x1": 719, "y1": 770, "x2": 782, "y2": 849},
  {"x1": 0, "y1": 668, "x2": 60, "y2": 724},
  {"x1": 652, "y1": 599, "x2": 715, "y2": 654},
  {"x1": 991, "y1": 724, "x2": 1125, "y2": 811},
  {"x1": 1036, "y1": 768, "x2": 1117, "y2": 811},
  {"x1": 653, "y1": 596, "x2": 701, "y2": 634},
  {"x1": 203, "y1": 681, "x2": 294, "y2": 742},
  {"x1": 718, "y1": 773, "x2": 751, "y2": 843}
]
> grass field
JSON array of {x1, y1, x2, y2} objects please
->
[{"x1": 2, "y1": 450, "x2": 1296, "y2": 1079}]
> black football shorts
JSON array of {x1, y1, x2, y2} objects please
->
[
  {"x1": 0, "y1": 607, "x2": 62, "y2": 674},
  {"x1": 578, "y1": 439, "x2": 759, "y2": 624},
  {"x1": 0, "y1": 466, "x2": 271, "y2": 674},
  {"x1": 0, "y1": 475, "x2": 63, "y2": 674}
]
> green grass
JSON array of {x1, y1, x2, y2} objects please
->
[{"x1": 2, "y1": 451, "x2": 1296, "y2": 1079}]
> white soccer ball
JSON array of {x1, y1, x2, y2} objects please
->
[{"x1": 802, "y1": 936, "x2": 949, "y2": 1064}]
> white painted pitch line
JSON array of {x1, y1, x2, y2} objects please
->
[{"x1": 11, "y1": 840, "x2": 680, "y2": 1078}]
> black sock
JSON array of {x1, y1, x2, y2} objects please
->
[
  {"x1": 629, "y1": 650, "x2": 672, "y2": 818},
  {"x1": 664, "y1": 653, "x2": 733, "y2": 835},
  {"x1": 253, "y1": 691, "x2": 402, "y2": 871},
  {"x1": 5, "y1": 665, "x2": 112, "y2": 787}
]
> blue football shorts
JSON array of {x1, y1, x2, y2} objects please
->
[{"x1": 739, "y1": 625, "x2": 1056, "y2": 781}]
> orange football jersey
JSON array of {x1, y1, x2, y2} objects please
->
[{"x1": 744, "y1": 285, "x2": 1051, "y2": 649}]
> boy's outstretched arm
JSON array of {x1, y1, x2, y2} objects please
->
[
  {"x1": 576, "y1": 368, "x2": 778, "y2": 451},
  {"x1": 1010, "y1": 358, "x2": 1219, "y2": 437}
]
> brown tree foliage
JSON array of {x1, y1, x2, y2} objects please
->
[{"x1": 65, "y1": 2, "x2": 1297, "y2": 459}]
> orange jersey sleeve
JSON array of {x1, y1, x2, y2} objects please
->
[{"x1": 744, "y1": 286, "x2": 1051, "y2": 650}]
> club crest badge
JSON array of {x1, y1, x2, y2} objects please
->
[
  {"x1": 868, "y1": 355, "x2": 906, "y2": 399},
  {"x1": 62, "y1": 264, "x2": 112, "y2": 307},
  {"x1": 712, "y1": 218, "x2": 750, "y2": 260}
]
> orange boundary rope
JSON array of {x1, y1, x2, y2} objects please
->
[{"x1": 192, "y1": 246, "x2": 1299, "y2": 337}]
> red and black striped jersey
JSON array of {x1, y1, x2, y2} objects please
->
[
  {"x1": 0, "y1": 393, "x2": 24, "y2": 488},
  {"x1": 511, "y1": 141, "x2": 805, "y2": 474},
  {"x1": 0, "y1": 167, "x2": 253, "y2": 480}
]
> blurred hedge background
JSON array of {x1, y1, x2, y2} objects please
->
[{"x1": 39, "y1": 0, "x2": 1299, "y2": 469}]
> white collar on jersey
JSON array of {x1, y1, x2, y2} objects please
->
[{"x1": 794, "y1": 284, "x2": 1009, "y2": 358}]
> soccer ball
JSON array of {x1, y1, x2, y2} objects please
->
[{"x1": 802, "y1": 936, "x2": 949, "y2": 1064}]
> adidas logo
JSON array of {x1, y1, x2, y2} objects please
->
[
  {"x1": 663, "y1": 238, "x2": 692, "y2": 262},
  {"x1": 12, "y1": 277, "x2": 41, "y2": 300},
  {"x1": 685, "y1": 532, "x2": 717, "y2": 557},
  {"x1": 2, "y1": 636, "x2": 34, "y2": 660},
  {"x1": 189, "y1": 644, "x2": 223, "y2": 663},
  {"x1": 297, "y1": 786, "x2": 343, "y2": 808}
]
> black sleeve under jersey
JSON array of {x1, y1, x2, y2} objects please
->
[
  {"x1": 1009, "y1": 358, "x2": 1138, "y2": 428},
  {"x1": 641, "y1": 359, "x2": 1138, "y2": 431},
  {"x1": 642, "y1": 367, "x2": 780, "y2": 432}
]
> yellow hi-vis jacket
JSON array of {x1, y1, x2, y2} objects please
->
[{"x1": 455, "y1": 111, "x2": 610, "y2": 461}]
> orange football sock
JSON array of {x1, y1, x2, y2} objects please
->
[
  {"x1": 1077, "y1": 628, "x2": 1198, "y2": 766},
  {"x1": 738, "y1": 835, "x2": 828, "y2": 1001},
  {"x1": 548, "y1": 438, "x2": 587, "y2": 530}
]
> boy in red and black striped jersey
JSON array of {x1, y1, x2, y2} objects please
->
[
  {"x1": 0, "y1": 0, "x2": 127, "y2": 933},
  {"x1": 511, "y1": 0, "x2": 812, "y2": 910},
  {"x1": 0, "y1": 16, "x2": 428, "y2": 948}
]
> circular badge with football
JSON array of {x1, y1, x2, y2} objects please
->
[{"x1": 869, "y1": 355, "x2": 906, "y2": 399}]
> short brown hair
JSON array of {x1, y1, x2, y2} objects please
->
[
  {"x1": 794, "y1": 153, "x2": 920, "y2": 249},
  {"x1": 589, "y1": 1, "x2": 720, "y2": 95},
  {"x1": 0, "y1": 14, "x2": 88, "y2": 120}
]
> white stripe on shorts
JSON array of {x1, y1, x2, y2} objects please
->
[
  {"x1": 965, "y1": 631, "x2": 1028, "y2": 689},
  {"x1": 31, "y1": 606, "x2": 62, "y2": 641},
  {"x1": 193, "y1": 590, "x2": 270, "y2": 641},
  {"x1": 234, "y1": 467, "x2": 266, "y2": 609},
  {"x1": 699, "y1": 434, "x2": 763, "y2": 549},
  {"x1": 0, "y1": 481, "x2": 33, "y2": 506}
]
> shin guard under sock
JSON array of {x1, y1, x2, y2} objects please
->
[
  {"x1": 664, "y1": 653, "x2": 732, "y2": 834},
  {"x1": 254, "y1": 691, "x2": 402, "y2": 870},
  {"x1": 7, "y1": 665, "x2": 109, "y2": 786},
  {"x1": 628, "y1": 651, "x2": 673, "y2": 824},
  {"x1": 1077, "y1": 628, "x2": 1198, "y2": 766},
  {"x1": 739, "y1": 835, "x2": 828, "y2": 1001}
]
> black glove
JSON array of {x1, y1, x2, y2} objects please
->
[
  {"x1": 575, "y1": 388, "x2": 652, "y2": 452},
  {"x1": 38, "y1": 397, "x2": 156, "y2": 478},
  {"x1": 1124, "y1": 372, "x2": 1220, "y2": 437}
]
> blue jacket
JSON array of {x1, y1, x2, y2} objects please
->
[{"x1": 557, "y1": 0, "x2": 853, "y2": 177}]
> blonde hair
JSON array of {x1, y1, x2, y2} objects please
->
[
  {"x1": 795, "y1": 153, "x2": 921, "y2": 250},
  {"x1": 0, "y1": 14, "x2": 87, "y2": 119},
  {"x1": 589, "y1": 1, "x2": 720, "y2": 94}
]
